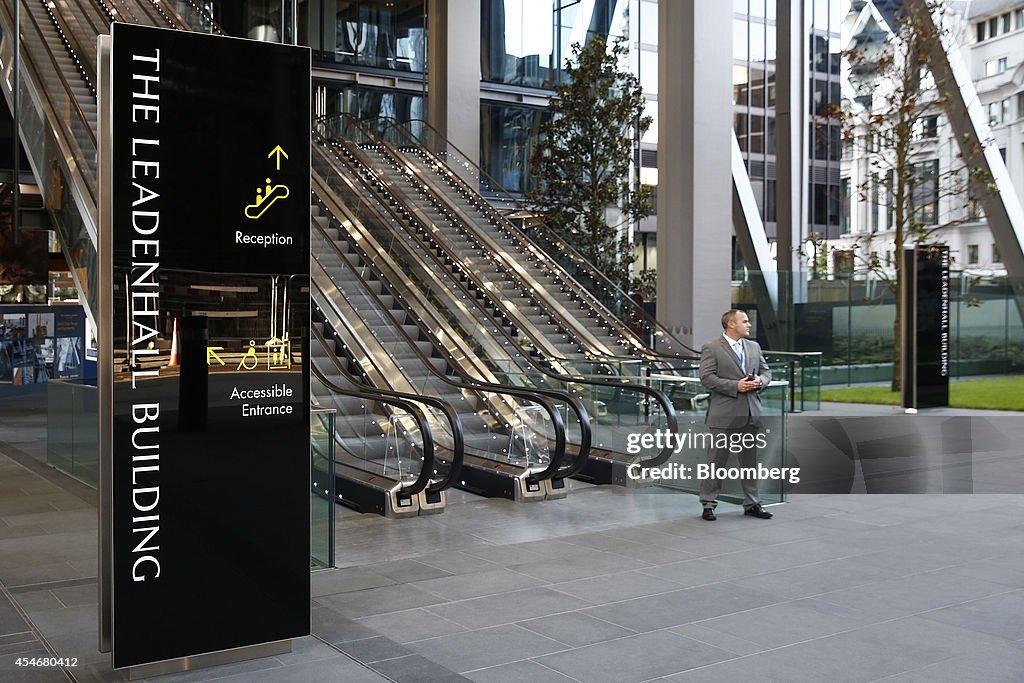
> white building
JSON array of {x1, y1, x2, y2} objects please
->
[{"x1": 835, "y1": 0, "x2": 1024, "y2": 277}]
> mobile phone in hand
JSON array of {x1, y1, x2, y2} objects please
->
[{"x1": 745, "y1": 373, "x2": 756, "y2": 381}]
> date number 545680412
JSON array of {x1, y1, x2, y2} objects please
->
[{"x1": 15, "y1": 657, "x2": 78, "y2": 667}]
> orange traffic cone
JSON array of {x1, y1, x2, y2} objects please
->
[{"x1": 168, "y1": 318, "x2": 179, "y2": 367}]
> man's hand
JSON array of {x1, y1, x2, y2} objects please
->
[{"x1": 738, "y1": 377, "x2": 762, "y2": 393}]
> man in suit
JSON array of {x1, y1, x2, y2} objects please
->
[{"x1": 698, "y1": 309, "x2": 773, "y2": 520}]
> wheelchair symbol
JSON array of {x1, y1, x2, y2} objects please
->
[{"x1": 237, "y1": 340, "x2": 259, "y2": 371}]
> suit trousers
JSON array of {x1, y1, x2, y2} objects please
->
[{"x1": 699, "y1": 420, "x2": 762, "y2": 509}]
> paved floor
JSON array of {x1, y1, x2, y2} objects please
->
[{"x1": 1, "y1": 388, "x2": 1023, "y2": 682}]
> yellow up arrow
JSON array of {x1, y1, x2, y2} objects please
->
[{"x1": 268, "y1": 145, "x2": 289, "y2": 170}]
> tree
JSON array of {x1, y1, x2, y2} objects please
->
[
  {"x1": 528, "y1": 35, "x2": 652, "y2": 295},
  {"x1": 834, "y1": 0, "x2": 993, "y2": 391}
]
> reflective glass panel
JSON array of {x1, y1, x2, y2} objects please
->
[{"x1": 313, "y1": 0, "x2": 426, "y2": 71}]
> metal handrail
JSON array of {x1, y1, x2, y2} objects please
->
[
  {"x1": 311, "y1": 321, "x2": 465, "y2": 494},
  {"x1": 41, "y1": 0, "x2": 98, "y2": 94},
  {"x1": 310, "y1": 363, "x2": 436, "y2": 495}
]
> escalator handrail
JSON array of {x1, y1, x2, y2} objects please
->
[
  {"x1": 0, "y1": 0, "x2": 98, "y2": 214},
  {"x1": 36, "y1": 0, "x2": 98, "y2": 97},
  {"x1": 92, "y1": 0, "x2": 120, "y2": 25},
  {"x1": 372, "y1": 115, "x2": 699, "y2": 358},
  {"x1": 310, "y1": 361, "x2": 436, "y2": 496},
  {"x1": 311, "y1": 200, "x2": 572, "y2": 482},
  {"x1": 314, "y1": 134, "x2": 679, "y2": 468},
  {"x1": 309, "y1": 237, "x2": 569, "y2": 483},
  {"x1": 310, "y1": 201, "x2": 571, "y2": 483},
  {"x1": 311, "y1": 317, "x2": 464, "y2": 494},
  {"x1": 139, "y1": 0, "x2": 193, "y2": 33}
]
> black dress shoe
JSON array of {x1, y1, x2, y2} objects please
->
[
  {"x1": 744, "y1": 504, "x2": 773, "y2": 519},
  {"x1": 702, "y1": 508, "x2": 717, "y2": 521}
]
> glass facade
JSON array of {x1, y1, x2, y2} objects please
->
[
  {"x1": 734, "y1": 0, "x2": 779, "y2": 229},
  {"x1": 311, "y1": 0, "x2": 426, "y2": 72},
  {"x1": 315, "y1": 81, "x2": 425, "y2": 130},
  {"x1": 734, "y1": 0, "x2": 842, "y2": 239},
  {"x1": 479, "y1": 103, "x2": 550, "y2": 193},
  {"x1": 479, "y1": 0, "x2": 630, "y2": 194},
  {"x1": 481, "y1": 0, "x2": 628, "y2": 88},
  {"x1": 807, "y1": 0, "x2": 842, "y2": 238}
]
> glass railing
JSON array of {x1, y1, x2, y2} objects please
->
[
  {"x1": 47, "y1": 378, "x2": 98, "y2": 487},
  {"x1": 764, "y1": 352, "x2": 822, "y2": 412},
  {"x1": 166, "y1": 0, "x2": 223, "y2": 34},
  {"x1": 312, "y1": 375, "x2": 428, "y2": 487},
  {"x1": 310, "y1": 407, "x2": 335, "y2": 569},
  {"x1": 735, "y1": 271, "x2": 1024, "y2": 385},
  {"x1": 489, "y1": 360, "x2": 670, "y2": 464},
  {"x1": 645, "y1": 379, "x2": 789, "y2": 505}
]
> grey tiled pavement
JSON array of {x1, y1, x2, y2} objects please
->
[{"x1": 1, "y1": 387, "x2": 1023, "y2": 682}]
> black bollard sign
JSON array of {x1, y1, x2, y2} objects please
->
[
  {"x1": 901, "y1": 245, "x2": 950, "y2": 409},
  {"x1": 104, "y1": 24, "x2": 310, "y2": 669}
]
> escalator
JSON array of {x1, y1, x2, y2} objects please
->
[
  {"x1": 311, "y1": 213, "x2": 578, "y2": 501},
  {"x1": 311, "y1": 132, "x2": 679, "y2": 487},
  {"x1": 310, "y1": 353, "x2": 464, "y2": 517}
]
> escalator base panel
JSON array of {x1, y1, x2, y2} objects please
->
[{"x1": 573, "y1": 458, "x2": 653, "y2": 488}]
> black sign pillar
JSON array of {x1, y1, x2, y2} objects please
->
[
  {"x1": 100, "y1": 24, "x2": 311, "y2": 671},
  {"x1": 901, "y1": 245, "x2": 951, "y2": 409}
]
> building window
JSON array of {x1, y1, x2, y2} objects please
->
[
  {"x1": 911, "y1": 159, "x2": 939, "y2": 226},
  {"x1": 885, "y1": 170, "x2": 894, "y2": 229},
  {"x1": 913, "y1": 115, "x2": 939, "y2": 140},
  {"x1": 968, "y1": 182, "x2": 985, "y2": 220},
  {"x1": 479, "y1": 102, "x2": 550, "y2": 193},
  {"x1": 314, "y1": 0, "x2": 427, "y2": 72},
  {"x1": 870, "y1": 174, "x2": 880, "y2": 233},
  {"x1": 1017, "y1": 8, "x2": 1024, "y2": 30},
  {"x1": 984, "y1": 57, "x2": 1008, "y2": 76},
  {"x1": 967, "y1": 244, "x2": 979, "y2": 265},
  {"x1": 993, "y1": 243, "x2": 1002, "y2": 263},
  {"x1": 977, "y1": 21, "x2": 986, "y2": 42},
  {"x1": 841, "y1": 178, "x2": 850, "y2": 233},
  {"x1": 988, "y1": 100, "x2": 1009, "y2": 127},
  {"x1": 990, "y1": 17, "x2": 999, "y2": 38},
  {"x1": 1003, "y1": 13, "x2": 1012, "y2": 33}
]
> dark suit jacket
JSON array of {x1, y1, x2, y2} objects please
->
[{"x1": 699, "y1": 336, "x2": 771, "y2": 429}]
